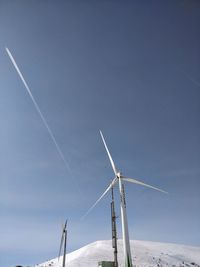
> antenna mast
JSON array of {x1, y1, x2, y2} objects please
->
[{"x1": 111, "y1": 187, "x2": 118, "y2": 267}]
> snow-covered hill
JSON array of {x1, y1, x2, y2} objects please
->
[{"x1": 35, "y1": 240, "x2": 200, "y2": 267}]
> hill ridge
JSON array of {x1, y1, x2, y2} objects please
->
[{"x1": 36, "y1": 239, "x2": 200, "y2": 267}]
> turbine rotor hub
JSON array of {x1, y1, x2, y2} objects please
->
[{"x1": 117, "y1": 172, "x2": 122, "y2": 178}]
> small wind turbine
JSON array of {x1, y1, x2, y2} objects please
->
[
  {"x1": 58, "y1": 220, "x2": 67, "y2": 267},
  {"x1": 83, "y1": 131, "x2": 167, "y2": 267}
]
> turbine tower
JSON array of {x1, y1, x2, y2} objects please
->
[
  {"x1": 58, "y1": 219, "x2": 67, "y2": 267},
  {"x1": 83, "y1": 131, "x2": 167, "y2": 267}
]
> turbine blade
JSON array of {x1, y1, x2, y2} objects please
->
[
  {"x1": 81, "y1": 178, "x2": 117, "y2": 220},
  {"x1": 61, "y1": 220, "x2": 67, "y2": 235},
  {"x1": 122, "y1": 177, "x2": 168, "y2": 194},
  {"x1": 100, "y1": 131, "x2": 118, "y2": 176},
  {"x1": 58, "y1": 219, "x2": 67, "y2": 261},
  {"x1": 58, "y1": 232, "x2": 64, "y2": 261},
  {"x1": 63, "y1": 219, "x2": 67, "y2": 230}
]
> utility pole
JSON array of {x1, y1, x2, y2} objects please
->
[{"x1": 111, "y1": 187, "x2": 118, "y2": 267}]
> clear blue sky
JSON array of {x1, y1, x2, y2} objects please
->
[{"x1": 0, "y1": 1, "x2": 200, "y2": 267}]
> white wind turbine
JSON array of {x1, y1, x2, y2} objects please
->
[
  {"x1": 58, "y1": 219, "x2": 68, "y2": 267},
  {"x1": 83, "y1": 131, "x2": 167, "y2": 267}
]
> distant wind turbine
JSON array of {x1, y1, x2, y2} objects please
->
[
  {"x1": 58, "y1": 219, "x2": 68, "y2": 267},
  {"x1": 83, "y1": 131, "x2": 167, "y2": 267}
]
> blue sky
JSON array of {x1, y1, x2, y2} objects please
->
[{"x1": 0, "y1": 1, "x2": 200, "y2": 267}]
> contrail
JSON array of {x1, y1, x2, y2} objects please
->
[
  {"x1": 179, "y1": 68, "x2": 200, "y2": 88},
  {"x1": 187, "y1": 75, "x2": 200, "y2": 88},
  {"x1": 5, "y1": 47, "x2": 70, "y2": 172}
]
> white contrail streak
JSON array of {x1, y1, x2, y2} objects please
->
[
  {"x1": 5, "y1": 47, "x2": 70, "y2": 171},
  {"x1": 187, "y1": 75, "x2": 200, "y2": 88},
  {"x1": 179, "y1": 68, "x2": 200, "y2": 88}
]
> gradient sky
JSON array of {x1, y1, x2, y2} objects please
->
[{"x1": 0, "y1": 1, "x2": 200, "y2": 267}]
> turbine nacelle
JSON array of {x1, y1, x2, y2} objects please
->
[{"x1": 116, "y1": 171, "x2": 122, "y2": 179}]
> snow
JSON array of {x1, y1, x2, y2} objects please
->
[{"x1": 35, "y1": 240, "x2": 200, "y2": 267}]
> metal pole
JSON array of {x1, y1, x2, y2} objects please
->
[{"x1": 111, "y1": 187, "x2": 118, "y2": 267}]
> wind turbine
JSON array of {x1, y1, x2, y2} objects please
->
[
  {"x1": 83, "y1": 131, "x2": 167, "y2": 267},
  {"x1": 58, "y1": 220, "x2": 68, "y2": 267}
]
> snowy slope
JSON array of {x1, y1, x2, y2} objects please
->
[{"x1": 35, "y1": 240, "x2": 200, "y2": 267}]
